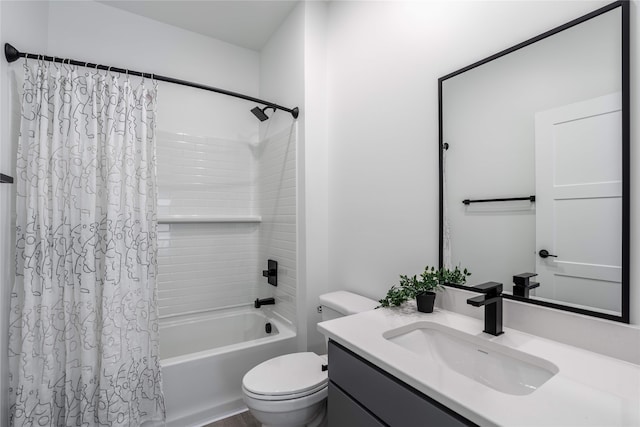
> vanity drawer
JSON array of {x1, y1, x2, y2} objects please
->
[
  {"x1": 328, "y1": 382, "x2": 386, "y2": 427},
  {"x1": 328, "y1": 340, "x2": 476, "y2": 427}
]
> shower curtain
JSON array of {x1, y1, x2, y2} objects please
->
[{"x1": 8, "y1": 61, "x2": 165, "y2": 426}]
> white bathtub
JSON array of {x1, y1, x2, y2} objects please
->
[{"x1": 158, "y1": 306, "x2": 297, "y2": 427}]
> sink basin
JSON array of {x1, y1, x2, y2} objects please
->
[{"x1": 383, "y1": 322, "x2": 559, "y2": 395}]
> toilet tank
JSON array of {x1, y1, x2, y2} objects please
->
[{"x1": 319, "y1": 291, "x2": 378, "y2": 321}]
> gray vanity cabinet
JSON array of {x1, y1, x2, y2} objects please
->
[
  {"x1": 327, "y1": 340, "x2": 477, "y2": 427},
  {"x1": 328, "y1": 382, "x2": 385, "y2": 427}
]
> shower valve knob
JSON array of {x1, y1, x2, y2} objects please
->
[{"x1": 263, "y1": 260, "x2": 278, "y2": 287}]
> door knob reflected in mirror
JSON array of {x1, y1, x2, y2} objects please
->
[{"x1": 538, "y1": 249, "x2": 558, "y2": 259}]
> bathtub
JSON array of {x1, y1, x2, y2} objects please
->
[{"x1": 158, "y1": 306, "x2": 297, "y2": 427}]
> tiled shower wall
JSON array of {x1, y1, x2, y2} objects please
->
[
  {"x1": 156, "y1": 131, "x2": 255, "y2": 218},
  {"x1": 157, "y1": 222, "x2": 260, "y2": 317},
  {"x1": 155, "y1": 129, "x2": 296, "y2": 323},
  {"x1": 156, "y1": 131, "x2": 259, "y2": 317}
]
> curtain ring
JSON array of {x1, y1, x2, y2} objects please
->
[{"x1": 109, "y1": 66, "x2": 121, "y2": 79}]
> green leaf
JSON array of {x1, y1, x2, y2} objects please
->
[{"x1": 378, "y1": 265, "x2": 472, "y2": 308}]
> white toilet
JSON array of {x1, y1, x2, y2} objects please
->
[{"x1": 242, "y1": 291, "x2": 378, "y2": 427}]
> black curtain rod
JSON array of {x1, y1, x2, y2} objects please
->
[{"x1": 4, "y1": 43, "x2": 299, "y2": 119}]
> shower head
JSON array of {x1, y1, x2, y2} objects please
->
[{"x1": 251, "y1": 106, "x2": 275, "y2": 122}]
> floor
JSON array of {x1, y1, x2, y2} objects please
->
[{"x1": 204, "y1": 410, "x2": 260, "y2": 427}]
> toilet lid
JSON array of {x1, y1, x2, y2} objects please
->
[{"x1": 242, "y1": 352, "x2": 328, "y2": 397}]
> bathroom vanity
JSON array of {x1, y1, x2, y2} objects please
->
[
  {"x1": 328, "y1": 340, "x2": 474, "y2": 426},
  {"x1": 318, "y1": 306, "x2": 640, "y2": 426}
]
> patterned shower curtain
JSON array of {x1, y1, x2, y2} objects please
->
[{"x1": 8, "y1": 61, "x2": 165, "y2": 426}]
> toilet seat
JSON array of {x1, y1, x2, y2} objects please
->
[
  {"x1": 243, "y1": 382, "x2": 327, "y2": 402},
  {"x1": 242, "y1": 385, "x2": 328, "y2": 423},
  {"x1": 242, "y1": 352, "x2": 328, "y2": 401}
]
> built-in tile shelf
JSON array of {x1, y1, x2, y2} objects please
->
[{"x1": 157, "y1": 214, "x2": 262, "y2": 224}]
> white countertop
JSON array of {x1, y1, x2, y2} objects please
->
[{"x1": 317, "y1": 305, "x2": 640, "y2": 427}]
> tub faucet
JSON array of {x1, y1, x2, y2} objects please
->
[{"x1": 254, "y1": 297, "x2": 275, "y2": 309}]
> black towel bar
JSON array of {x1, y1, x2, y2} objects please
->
[{"x1": 462, "y1": 195, "x2": 535, "y2": 205}]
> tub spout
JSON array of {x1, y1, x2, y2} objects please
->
[{"x1": 254, "y1": 298, "x2": 275, "y2": 308}]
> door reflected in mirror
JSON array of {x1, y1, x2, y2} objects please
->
[{"x1": 439, "y1": 2, "x2": 629, "y2": 322}]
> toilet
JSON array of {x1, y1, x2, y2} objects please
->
[{"x1": 242, "y1": 291, "x2": 378, "y2": 427}]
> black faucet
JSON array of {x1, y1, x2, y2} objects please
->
[
  {"x1": 254, "y1": 297, "x2": 275, "y2": 308},
  {"x1": 512, "y1": 273, "x2": 539, "y2": 298},
  {"x1": 448, "y1": 281, "x2": 504, "y2": 336},
  {"x1": 466, "y1": 282, "x2": 503, "y2": 336}
]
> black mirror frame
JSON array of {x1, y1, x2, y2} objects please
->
[{"x1": 438, "y1": 0, "x2": 630, "y2": 323}]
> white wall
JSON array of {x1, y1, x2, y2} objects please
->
[
  {"x1": 324, "y1": 0, "x2": 640, "y2": 358},
  {"x1": 302, "y1": 1, "x2": 329, "y2": 354}
]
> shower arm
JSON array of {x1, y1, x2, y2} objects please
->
[{"x1": 4, "y1": 43, "x2": 299, "y2": 119}]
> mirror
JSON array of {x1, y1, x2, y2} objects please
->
[{"x1": 438, "y1": 1, "x2": 629, "y2": 323}]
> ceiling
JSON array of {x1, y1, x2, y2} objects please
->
[{"x1": 97, "y1": 1, "x2": 300, "y2": 51}]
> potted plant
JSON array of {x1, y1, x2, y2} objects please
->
[{"x1": 378, "y1": 266, "x2": 471, "y2": 313}]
